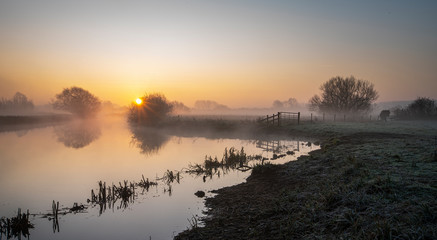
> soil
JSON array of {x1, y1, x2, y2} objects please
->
[{"x1": 175, "y1": 121, "x2": 437, "y2": 239}]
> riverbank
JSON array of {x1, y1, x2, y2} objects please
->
[
  {"x1": 176, "y1": 121, "x2": 437, "y2": 239},
  {"x1": 0, "y1": 114, "x2": 73, "y2": 133}
]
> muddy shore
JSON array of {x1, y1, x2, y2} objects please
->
[{"x1": 176, "y1": 121, "x2": 437, "y2": 239}]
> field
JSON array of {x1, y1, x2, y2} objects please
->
[{"x1": 176, "y1": 120, "x2": 437, "y2": 239}]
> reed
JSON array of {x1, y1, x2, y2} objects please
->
[
  {"x1": 186, "y1": 146, "x2": 261, "y2": 178},
  {"x1": 52, "y1": 200, "x2": 60, "y2": 233},
  {"x1": 138, "y1": 174, "x2": 158, "y2": 191}
]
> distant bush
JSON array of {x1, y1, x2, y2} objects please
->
[
  {"x1": 194, "y1": 100, "x2": 230, "y2": 111},
  {"x1": 171, "y1": 101, "x2": 191, "y2": 114},
  {"x1": 0, "y1": 92, "x2": 34, "y2": 115},
  {"x1": 272, "y1": 98, "x2": 298, "y2": 109},
  {"x1": 393, "y1": 97, "x2": 437, "y2": 120},
  {"x1": 128, "y1": 93, "x2": 173, "y2": 125}
]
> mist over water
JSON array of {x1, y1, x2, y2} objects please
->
[{"x1": 0, "y1": 116, "x2": 318, "y2": 240}]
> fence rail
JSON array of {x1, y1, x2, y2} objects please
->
[
  {"x1": 259, "y1": 111, "x2": 390, "y2": 126},
  {"x1": 259, "y1": 112, "x2": 300, "y2": 126},
  {"x1": 305, "y1": 113, "x2": 379, "y2": 122}
]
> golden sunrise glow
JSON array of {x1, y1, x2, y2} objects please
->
[
  {"x1": 0, "y1": 2, "x2": 436, "y2": 107},
  {"x1": 135, "y1": 98, "x2": 142, "y2": 105}
]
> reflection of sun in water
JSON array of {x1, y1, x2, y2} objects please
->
[{"x1": 135, "y1": 98, "x2": 142, "y2": 105}]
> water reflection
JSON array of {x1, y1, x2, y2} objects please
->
[
  {"x1": 54, "y1": 120, "x2": 101, "y2": 149},
  {"x1": 255, "y1": 139, "x2": 302, "y2": 153},
  {"x1": 0, "y1": 209, "x2": 33, "y2": 240},
  {"x1": 1, "y1": 125, "x2": 319, "y2": 240},
  {"x1": 129, "y1": 126, "x2": 170, "y2": 155}
]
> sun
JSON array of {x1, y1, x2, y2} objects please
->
[{"x1": 135, "y1": 98, "x2": 142, "y2": 105}]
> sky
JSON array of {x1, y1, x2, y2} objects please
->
[{"x1": 1, "y1": 0, "x2": 436, "y2": 108}]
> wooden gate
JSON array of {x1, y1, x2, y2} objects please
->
[{"x1": 259, "y1": 112, "x2": 300, "y2": 126}]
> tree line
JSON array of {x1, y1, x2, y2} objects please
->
[
  {"x1": 2, "y1": 78, "x2": 436, "y2": 122},
  {"x1": 0, "y1": 92, "x2": 34, "y2": 114}
]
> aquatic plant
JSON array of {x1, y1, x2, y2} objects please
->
[
  {"x1": 186, "y1": 147, "x2": 254, "y2": 178},
  {"x1": 138, "y1": 174, "x2": 158, "y2": 191}
]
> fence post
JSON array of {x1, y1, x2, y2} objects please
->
[
  {"x1": 298, "y1": 112, "x2": 300, "y2": 125},
  {"x1": 334, "y1": 114, "x2": 336, "y2": 122},
  {"x1": 277, "y1": 112, "x2": 281, "y2": 127},
  {"x1": 344, "y1": 114, "x2": 346, "y2": 122},
  {"x1": 323, "y1": 113, "x2": 325, "y2": 121},
  {"x1": 311, "y1": 113, "x2": 313, "y2": 123}
]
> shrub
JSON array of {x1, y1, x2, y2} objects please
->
[
  {"x1": 393, "y1": 97, "x2": 437, "y2": 119},
  {"x1": 128, "y1": 93, "x2": 173, "y2": 125}
]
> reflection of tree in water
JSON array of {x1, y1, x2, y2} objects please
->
[
  {"x1": 54, "y1": 120, "x2": 101, "y2": 149},
  {"x1": 15, "y1": 129, "x2": 29, "y2": 137},
  {"x1": 129, "y1": 126, "x2": 170, "y2": 155},
  {"x1": 1, "y1": 140, "x2": 317, "y2": 235}
]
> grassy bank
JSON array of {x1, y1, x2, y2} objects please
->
[
  {"x1": 0, "y1": 114, "x2": 72, "y2": 124},
  {"x1": 0, "y1": 114, "x2": 72, "y2": 133},
  {"x1": 176, "y1": 121, "x2": 437, "y2": 239}
]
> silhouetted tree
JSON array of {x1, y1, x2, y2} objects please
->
[
  {"x1": 128, "y1": 93, "x2": 173, "y2": 125},
  {"x1": 52, "y1": 87, "x2": 101, "y2": 117},
  {"x1": 309, "y1": 76, "x2": 378, "y2": 114},
  {"x1": 393, "y1": 97, "x2": 436, "y2": 119},
  {"x1": 0, "y1": 92, "x2": 34, "y2": 114}
]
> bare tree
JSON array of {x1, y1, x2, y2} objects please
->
[
  {"x1": 52, "y1": 87, "x2": 101, "y2": 117},
  {"x1": 309, "y1": 76, "x2": 378, "y2": 114},
  {"x1": 128, "y1": 93, "x2": 173, "y2": 125}
]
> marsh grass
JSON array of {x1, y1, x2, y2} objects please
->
[
  {"x1": 176, "y1": 121, "x2": 437, "y2": 239},
  {"x1": 186, "y1": 147, "x2": 264, "y2": 178},
  {"x1": 88, "y1": 176, "x2": 158, "y2": 214}
]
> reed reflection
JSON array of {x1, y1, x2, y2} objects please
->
[
  {"x1": 129, "y1": 126, "x2": 170, "y2": 155},
  {"x1": 54, "y1": 120, "x2": 101, "y2": 149},
  {"x1": 0, "y1": 208, "x2": 33, "y2": 240}
]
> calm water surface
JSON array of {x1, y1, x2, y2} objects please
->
[{"x1": 0, "y1": 117, "x2": 318, "y2": 239}]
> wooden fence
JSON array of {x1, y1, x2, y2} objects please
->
[
  {"x1": 306, "y1": 113, "x2": 378, "y2": 123},
  {"x1": 259, "y1": 112, "x2": 300, "y2": 126}
]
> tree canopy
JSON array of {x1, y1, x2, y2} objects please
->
[
  {"x1": 309, "y1": 76, "x2": 378, "y2": 114},
  {"x1": 52, "y1": 87, "x2": 101, "y2": 117},
  {"x1": 128, "y1": 93, "x2": 173, "y2": 125}
]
